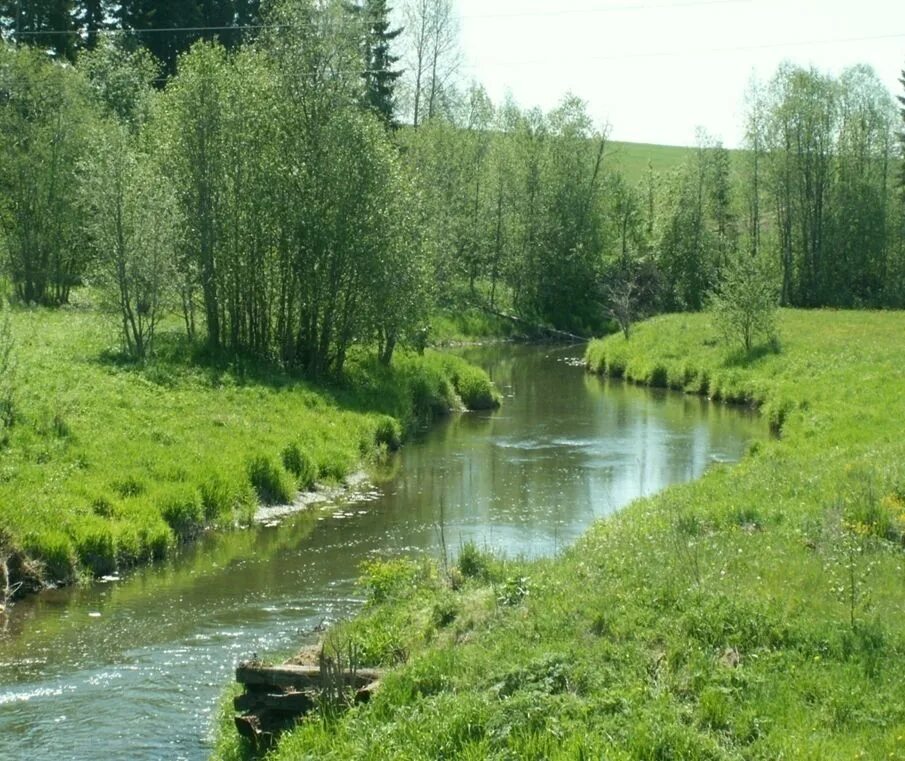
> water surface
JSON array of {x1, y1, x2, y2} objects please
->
[{"x1": 0, "y1": 344, "x2": 762, "y2": 760}]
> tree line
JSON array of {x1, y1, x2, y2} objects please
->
[{"x1": 1, "y1": 0, "x2": 905, "y2": 371}]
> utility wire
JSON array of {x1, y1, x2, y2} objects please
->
[{"x1": 8, "y1": 0, "x2": 756, "y2": 37}]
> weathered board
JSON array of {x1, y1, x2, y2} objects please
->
[
  {"x1": 232, "y1": 660, "x2": 385, "y2": 747},
  {"x1": 235, "y1": 663, "x2": 383, "y2": 691}
]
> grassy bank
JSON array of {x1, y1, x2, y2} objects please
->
[
  {"x1": 216, "y1": 310, "x2": 905, "y2": 760},
  {"x1": 0, "y1": 303, "x2": 499, "y2": 595}
]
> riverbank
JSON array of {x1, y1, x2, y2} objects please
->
[
  {"x1": 0, "y1": 305, "x2": 499, "y2": 599},
  {"x1": 216, "y1": 310, "x2": 905, "y2": 760}
]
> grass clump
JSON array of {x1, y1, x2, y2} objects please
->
[
  {"x1": 280, "y1": 443, "x2": 318, "y2": 490},
  {"x1": 246, "y1": 455, "x2": 295, "y2": 506},
  {"x1": 157, "y1": 485, "x2": 204, "y2": 540}
]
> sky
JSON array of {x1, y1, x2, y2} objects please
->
[{"x1": 436, "y1": 0, "x2": 905, "y2": 147}]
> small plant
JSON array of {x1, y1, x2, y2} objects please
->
[
  {"x1": 0, "y1": 300, "x2": 15, "y2": 435},
  {"x1": 496, "y1": 575, "x2": 530, "y2": 606},
  {"x1": 316, "y1": 639, "x2": 361, "y2": 718},
  {"x1": 359, "y1": 557, "x2": 424, "y2": 605},
  {"x1": 199, "y1": 472, "x2": 257, "y2": 524},
  {"x1": 157, "y1": 485, "x2": 204, "y2": 540},
  {"x1": 457, "y1": 540, "x2": 491, "y2": 581}
]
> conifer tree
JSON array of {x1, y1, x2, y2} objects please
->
[
  {"x1": 0, "y1": 0, "x2": 78, "y2": 60},
  {"x1": 351, "y1": 0, "x2": 403, "y2": 127}
]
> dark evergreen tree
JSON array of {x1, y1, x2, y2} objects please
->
[
  {"x1": 351, "y1": 0, "x2": 402, "y2": 127},
  {"x1": 116, "y1": 0, "x2": 256, "y2": 77},
  {"x1": 0, "y1": 0, "x2": 78, "y2": 60},
  {"x1": 73, "y1": 0, "x2": 114, "y2": 51}
]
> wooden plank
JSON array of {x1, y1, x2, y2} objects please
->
[
  {"x1": 236, "y1": 663, "x2": 383, "y2": 691},
  {"x1": 234, "y1": 691, "x2": 315, "y2": 714}
]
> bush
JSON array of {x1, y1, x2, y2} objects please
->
[
  {"x1": 247, "y1": 455, "x2": 294, "y2": 505},
  {"x1": 281, "y1": 443, "x2": 318, "y2": 489},
  {"x1": 157, "y1": 485, "x2": 204, "y2": 539}
]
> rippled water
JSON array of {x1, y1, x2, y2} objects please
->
[{"x1": 0, "y1": 344, "x2": 763, "y2": 760}]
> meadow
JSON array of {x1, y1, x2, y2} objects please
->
[
  {"x1": 214, "y1": 310, "x2": 905, "y2": 760},
  {"x1": 606, "y1": 140, "x2": 696, "y2": 184},
  {"x1": 0, "y1": 300, "x2": 499, "y2": 595}
]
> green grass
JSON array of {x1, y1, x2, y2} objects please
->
[
  {"x1": 218, "y1": 309, "x2": 905, "y2": 760},
  {"x1": 0, "y1": 303, "x2": 498, "y2": 591},
  {"x1": 607, "y1": 140, "x2": 696, "y2": 185}
]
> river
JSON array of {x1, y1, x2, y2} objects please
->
[{"x1": 0, "y1": 344, "x2": 763, "y2": 761}]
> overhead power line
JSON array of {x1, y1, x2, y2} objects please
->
[{"x1": 9, "y1": 0, "x2": 754, "y2": 37}]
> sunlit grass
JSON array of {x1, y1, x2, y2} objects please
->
[{"x1": 0, "y1": 304, "x2": 497, "y2": 588}]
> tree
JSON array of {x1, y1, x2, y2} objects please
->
[
  {"x1": 73, "y1": 0, "x2": 115, "y2": 51},
  {"x1": 352, "y1": 0, "x2": 403, "y2": 127},
  {"x1": 0, "y1": 296, "x2": 14, "y2": 434},
  {"x1": 402, "y1": 0, "x2": 459, "y2": 126},
  {"x1": 0, "y1": 0, "x2": 78, "y2": 60},
  {"x1": 79, "y1": 36, "x2": 159, "y2": 128},
  {"x1": 710, "y1": 252, "x2": 779, "y2": 353},
  {"x1": 117, "y1": 0, "x2": 260, "y2": 78},
  {"x1": 81, "y1": 125, "x2": 179, "y2": 359},
  {"x1": 0, "y1": 45, "x2": 93, "y2": 304}
]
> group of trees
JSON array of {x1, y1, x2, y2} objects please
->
[
  {"x1": 745, "y1": 64, "x2": 904, "y2": 308},
  {"x1": 2, "y1": 0, "x2": 905, "y2": 369},
  {"x1": 0, "y1": 1, "x2": 261, "y2": 70},
  {"x1": 0, "y1": 0, "x2": 428, "y2": 371}
]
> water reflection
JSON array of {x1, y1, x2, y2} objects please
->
[{"x1": 0, "y1": 344, "x2": 762, "y2": 760}]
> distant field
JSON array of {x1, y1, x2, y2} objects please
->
[{"x1": 606, "y1": 140, "x2": 695, "y2": 183}]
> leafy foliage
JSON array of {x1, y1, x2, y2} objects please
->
[{"x1": 709, "y1": 252, "x2": 780, "y2": 352}]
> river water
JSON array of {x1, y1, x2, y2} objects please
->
[{"x1": 0, "y1": 344, "x2": 762, "y2": 761}]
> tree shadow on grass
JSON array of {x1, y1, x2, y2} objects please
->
[
  {"x1": 722, "y1": 338, "x2": 782, "y2": 369},
  {"x1": 92, "y1": 330, "x2": 411, "y2": 419}
]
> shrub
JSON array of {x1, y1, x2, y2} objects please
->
[{"x1": 247, "y1": 455, "x2": 294, "y2": 505}]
